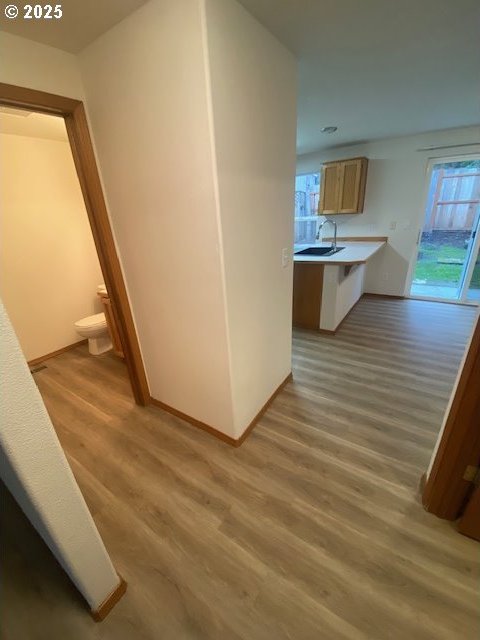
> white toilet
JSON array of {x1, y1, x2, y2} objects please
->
[{"x1": 75, "y1": 296, "x2": 112, "y2": 356}]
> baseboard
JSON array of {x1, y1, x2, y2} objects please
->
[
  {"x1": 150, "y1": 372, "x2": 293, "y2": 448},
  {"x1": 27, "y1": 339, "x2": 88, "y2": 367},
  {"x1": 150, "y1": 397, "x2": 237, "y2": 446},
  {"x1": 363, "y1": 293, "x2": 405, "y2": 300},
  {"x1": 91, "y1": 576, "x2": 127, "y2": 622},
  {"x1": 236, "y1": 373, "x2": 293, "y2": 446}
]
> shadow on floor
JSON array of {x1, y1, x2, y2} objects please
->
[{"x1": 0, "y1": 481, "x2": 93, "y2": 640}]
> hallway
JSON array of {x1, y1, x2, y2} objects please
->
[{"x1": 2, "y1": 297, "x2": 478, "y2": 639}]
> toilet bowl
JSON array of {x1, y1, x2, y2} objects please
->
[{"x1": 74, "y1": 312, "x2": 112, "y2": 355}]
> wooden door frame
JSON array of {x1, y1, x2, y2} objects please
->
[
  {"x1": 0, "y1": 82, "x2": 150, "y2": 405},
  {"x1": 422, "y1": 313, "x2": 480, "y2": 519}
]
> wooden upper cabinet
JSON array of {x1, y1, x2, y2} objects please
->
[
  {"x1": 320, "y1": 163, "x2": 341, "y2": 214},
  {"x1": 319, "y1": 157, "x2": 368, "y2": 214}
]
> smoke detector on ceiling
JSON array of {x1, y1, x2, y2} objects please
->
[{"x1": 320, "y1": 126, "x2": 338, "y2": 134}]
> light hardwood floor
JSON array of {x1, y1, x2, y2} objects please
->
[{"x1": 2, "y1": 297, "x2": 479, "y2": 639}]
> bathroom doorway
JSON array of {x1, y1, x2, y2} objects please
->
[{"x1": 0, "y1": 82, "x2": 149, "y2": 405}]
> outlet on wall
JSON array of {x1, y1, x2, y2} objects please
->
[
  {"x1": 282, "y1": 247, "x2": 290, "y2": 268},
  {"x1": 382, "y1": 272, "x2": 389, "y2": 281},
  {"x1": 389, "y1": 221, "x2": 397, "y2": 231}
]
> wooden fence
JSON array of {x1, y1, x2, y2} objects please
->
[{"x1": 424, "y1": 170, "x2": 480, "y2": 232}]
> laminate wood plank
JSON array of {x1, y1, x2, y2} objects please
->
[
  {"x1": 53, "y1": 390, "x2": 477, "y2": 638},
  {"x1": 292, "y1": 336, "x2": 463, "y2": 381},
  {"x1": 3, "y1": 297, "x2": 479, "y2": 639}
]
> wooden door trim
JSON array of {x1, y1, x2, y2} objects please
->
[
  {"x1": 422, "y1": 314, "x2": 480, "y2": 519},
  {"x1": 0, "y1": 82, "x2": 150, "y2": 405}
]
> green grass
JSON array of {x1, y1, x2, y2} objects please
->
[{"x1": 413, "y1": 243, "x2": 480, "y2": 288}]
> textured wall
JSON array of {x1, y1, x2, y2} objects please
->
[{"x1": 0, "y1": 299, "x2": 120, "y2": 609}]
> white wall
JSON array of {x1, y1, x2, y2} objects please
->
[
  {"x1": 78, "y1": 0, "x2": 236, "y2": 433},
  {"x1": 0, "y1": 300, "x2": 120, "y2": 610},
  {"x1": 0, "y1": 32, "x2": 84, "y2": 99},
  {"x1": 320, "y1": 265, "x2": 365, "y2": 331},
  {"x1": 0, "y1": 131, "x2": 103, "y2": 362},
  {"x1": 1, "y1": 0, "x2": 297, "y2": 441},
  {"x1": 204, "y1": 0, "x2": 296, "y2": 434},
  {"x1": 297, "y1": 127, "x2": 480, "y2": 296}
]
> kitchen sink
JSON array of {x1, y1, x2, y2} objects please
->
[{"x1": 295, "y1": 246, "x2": 345, "y2": 257}]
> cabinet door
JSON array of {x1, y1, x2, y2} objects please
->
[
  {"x1": 338, "y1": 158, "x2": 366, "y2": 213},
  {"x1": 292, "y1": 263, "x2": 324, "y2": 330},
  {"x1": 319, "y1": 164, "x2": 340, "y2": 214}
]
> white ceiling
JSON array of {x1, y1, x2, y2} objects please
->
[
  {"x1": 238, "y1": 0, "x2": 480, "y2": 154},
  {"x1": 0, "y1": 108, "x2": 68, "y2": 141},
  {"x1": 2, "y1": 0, "x2": 479, "y2": 154},
  {"x1": 0, "y1": 0, "x2": 150, "y2": 53}
]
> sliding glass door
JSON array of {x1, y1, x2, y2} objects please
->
[
  {"x1": 410, "y1": 157, "x2": 480, "y2": 303},
  {"x1": 465, "y1": 245, "x2": 480, "y2": 302}
]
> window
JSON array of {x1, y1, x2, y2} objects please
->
[{"x1": 294, "y1": 173, "x2": 320, "y2": 244}]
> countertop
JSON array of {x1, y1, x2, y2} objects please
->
[{"x1": 293, "y1": 241, "x2": 386, "y2": 265}]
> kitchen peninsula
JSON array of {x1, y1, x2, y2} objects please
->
[{"x1": 293, "y1": 239, "x2": 386, "y2": 333}]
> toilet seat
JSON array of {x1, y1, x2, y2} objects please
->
[{"x1": 74, "y1": 312, "x2": 107, "y2": 330}]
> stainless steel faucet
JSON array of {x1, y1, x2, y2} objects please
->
[{"x1": 316, "y1": 218, "x2": 337, "y2": 249}]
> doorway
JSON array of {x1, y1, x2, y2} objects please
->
[
  {"x1": 422, "y1": 312, "x2": 480, "y2": 541},
  {"x1": 410, "y1": 157, "x2": 480, "y2": 303},
  {"x1": 0, "y1": 82, "x2": 149, "y2": 405}
]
